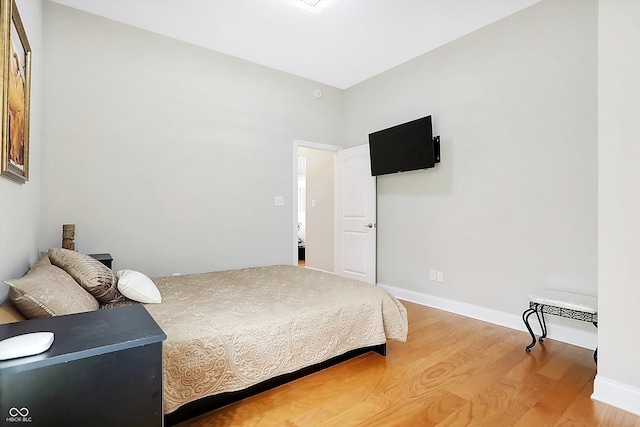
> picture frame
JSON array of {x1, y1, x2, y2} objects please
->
[{"x1": 1, "y1": 0, "x2": 31, "y2": 184}]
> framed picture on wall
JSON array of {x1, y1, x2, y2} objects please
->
[{"x1": 1, "y1": 0, "x2": 31, "y2": 184}]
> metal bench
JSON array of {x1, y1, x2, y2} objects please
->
[{"x1": 522, "y1": 289, "x2": 598, "y2": 363}]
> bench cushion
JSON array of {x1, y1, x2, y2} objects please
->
[{"x1": 529, "y1": 289, "x2": 597, "y2": 314}]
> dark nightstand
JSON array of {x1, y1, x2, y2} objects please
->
[
  {"x1": 0, "y1": 305, "x2": 166, "y2": 427},
  {"x1": 88, "y1": 253, "x2": 113, "y2": 269}
]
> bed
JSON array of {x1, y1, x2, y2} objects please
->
[{"x1": 1, "y1": 249, "x2": 408, "y2": 424}]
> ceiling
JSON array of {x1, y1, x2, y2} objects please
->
[{"x1": 49, "y1": 0, "x2": 541, "y2": 89}]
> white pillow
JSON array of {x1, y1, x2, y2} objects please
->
[{"x1": 116, "y1": 269, "x2": 162, "y2": 304}]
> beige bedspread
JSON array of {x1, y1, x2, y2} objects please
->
[{"x1": 144, "y1": 265, "x2": 408, "y2": 414}]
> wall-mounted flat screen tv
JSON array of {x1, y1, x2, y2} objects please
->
[{"x1": 368, "y1": 116, "x2": 440, "y2": 176}]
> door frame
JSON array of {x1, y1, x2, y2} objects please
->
[{"x1": 291, "y1": 140, "x2": 343, "y2": 267}]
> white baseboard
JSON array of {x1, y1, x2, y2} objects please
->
[
  {"x1": 303, "y1": 266, "x2": 333, "y2": 274},
  {"x1": 378, "y1": 283, "x2": 597, "y2": 350},
  {"x1": 592, "y1": 375, "x2": 640, "y2": 416}
]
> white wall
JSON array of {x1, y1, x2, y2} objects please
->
[
  {"x1": 298, "y1": 147, "x2": 335, "y2": 272},
  {"x1": 0, "y1": 0, "x2": 43, "y2": 287},
  {"x1": 593, "y1": 0, "x2": 640, "y2": 415},
  {"x1": 341, "y1": 0, "x2": 598, "y2": 324},
  {"x1": 40, "y1": 2, "x2": 343, "y2": 277}
]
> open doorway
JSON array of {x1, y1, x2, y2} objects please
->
[
  {"x1": 292, "y1": 141, "x2": 342, "y2": 272},
  {"x1": 297, "y1": 154, "x2": 306, "y2": 267},
  {"x1": 292, "y1": 142, "x2": 378, "y2": 283}
]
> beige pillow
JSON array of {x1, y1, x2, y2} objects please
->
[
  {"x1": 28, "y1": 252, "x2": 52, "y2": 271},
  {"x1": 48, "y1": 248, "x2": 125, "y2": 305},
  {"x1": 5, "y1": 264, "x2": 99, "y2": 319}
]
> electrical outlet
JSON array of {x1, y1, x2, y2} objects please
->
[
  {"x1": 436, "y1": 271, "x2": 444, "y2": 282},
  {"x1": 429, "y1": 269, "x2": 437, "y2": 281}
]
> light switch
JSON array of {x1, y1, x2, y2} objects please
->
[
  {"x1": 311, "y1": 200, "x2": 317, "y2": 208},
  {"x1": 274, "y1": 196, "x2": 284, "y2": 207}
]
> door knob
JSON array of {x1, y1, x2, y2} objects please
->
[{"x1": 363, "y1": 223, "x2": 376, "y2": 229}]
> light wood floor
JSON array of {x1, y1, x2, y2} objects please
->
[{"x1": 176, "y1": 301, "x2": 640, "y2": 427}]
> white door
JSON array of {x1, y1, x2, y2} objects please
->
[{"x1": 336, "y1": 144, "x2": 377, "y2": 284}]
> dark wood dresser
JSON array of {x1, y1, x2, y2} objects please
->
[{"x1": 0, "y1": 305, "x2": 166, "y2": 426}]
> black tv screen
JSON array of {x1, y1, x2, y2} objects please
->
[{"x1": 368, "y1": 116, "x2": 437, "y2": 176}]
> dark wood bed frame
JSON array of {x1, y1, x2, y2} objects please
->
[{"x1": 164, "y1": 343, "x2": 387, "y2": 426}]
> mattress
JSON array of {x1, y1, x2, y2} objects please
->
[{"x1": 143, "y1": 265, "x2": 408, "y2": 414}]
